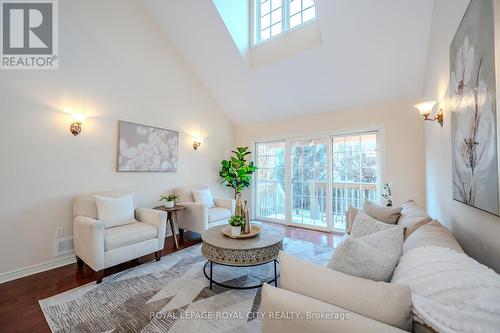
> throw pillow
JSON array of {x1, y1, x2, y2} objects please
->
[
  {"x1": 403, "y1": 220, "x2": 463, "y2": 254},
  {"x1": 363, "y1": 200, "x2": 402, "y2": 224},
  {"x1": 192, "y1": 189, "x2": 215, "y2": 208},
  {"x1": 397, "y1": 200, "x2": 432, "y2": 239},
  {"x1": 94, "y1": 194, "x2": 135, "y2": 228},
  {"x1": 328, "y1": 226, "x2": 404, "y2": 282},
  {"x1": 350, "y1": 210, "x2": 399, "y2": 238}
]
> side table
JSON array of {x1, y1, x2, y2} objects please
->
[{"x1": 153, "y1": 205, "x2": 186, "y2": 250}]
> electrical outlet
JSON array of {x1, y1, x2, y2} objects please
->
[{"x1": 55, "y1": 227, "x2": 64, "y2": 239}]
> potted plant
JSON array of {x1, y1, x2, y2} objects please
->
[
  {"x1": 228, "y1": 215, "x2": 246, "y2": 236},
  {"x1": 220, "y1": 147, "x2": 258, "y2": 199},
  {"x1": 159, "y1": 194, "x2": 179, "y2": 208}
]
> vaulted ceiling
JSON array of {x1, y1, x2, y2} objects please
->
[{"x1": 143, "y1": 0, "x2": 435, "y2": 125}]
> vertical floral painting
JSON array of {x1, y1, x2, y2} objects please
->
[
  {"x1": 117, "y1": 121, "x2": 179, "y2": 172},
  {"x1": 451, "y1": 0, "x2": 498, "y2": 215}
]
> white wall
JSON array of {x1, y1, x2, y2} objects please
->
[
  {"x1": 0, "y1": 0, "x2": 235, "y2": 276},
  {"x1": 236, "y1": 99, "x2": 426, "y2": 210},
  {"x1": 423, "y1": 0, "x2": 500, "y2": 272}
]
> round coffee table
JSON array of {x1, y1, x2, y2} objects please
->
[{"x1": 201, "y1": 223, "x2": 284, "y2": 290}]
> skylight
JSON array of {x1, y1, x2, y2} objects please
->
[{"x1": 254, "y1": 0, "x2": 316, "y2": 45}]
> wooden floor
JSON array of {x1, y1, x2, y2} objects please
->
[{"x1": 0, "y1": 223, "x2": 344, "y2": 333}]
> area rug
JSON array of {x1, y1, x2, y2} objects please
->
[{"x1": 39, "y1": 237, "x2": 335, "y2": 333}]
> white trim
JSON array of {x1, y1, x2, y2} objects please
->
[
  {"x1": 0, "y1": 253, "x2": 76, "y2": 284},
  {"x1": 253, "y1": 17, "x2": 318, "y2": 47},
  {"x1": 326, "y1": 135, "x2": 333, "y2": 230},
  {"x1": 288, "y1": 222, "x2": 333, "y2": 233},
  {"x1": 249, "y1": 124, "x2": 386, "y2": 144},
  {"x1": 284, "y1": 138, "x2": 292, "y2": 224},
  {"x1": 257, "y1": 216, "x2": 286, "y2": 224}
]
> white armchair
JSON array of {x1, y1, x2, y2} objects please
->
[
  {"x1": 173, "y1": 186, "x2": 235, "y2": 235},
  {"x1": 73, "y1": 192, "x2": 167, "y2": 283}
]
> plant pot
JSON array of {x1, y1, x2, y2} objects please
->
[
  {"x1": 164, "y1": 201, "x2": 175, "y2": 208},
  {"x1": 230, "y1": 226, "x2": 241, "y2": 236}
]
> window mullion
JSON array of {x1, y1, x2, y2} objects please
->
[
  {"x1": 300, "y1": 0, "x2": 304, "y2": 24},
  {"x1": 255, "y1": 0, "x2": 261, "y2": 43},
  {"x1": 283, "y1": 0, "x2": 289, "y2": 32}
]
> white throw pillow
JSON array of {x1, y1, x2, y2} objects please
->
[
  {"x1": 363, "y1": 200, "x2": 402, "y2": 224},
  {"x1": 403, "y1": 220, "x2": 463, "y2": 254},
  {"x1": 398, "y1": 200, "x2": 432, "y2": 239},
  {"x1": 94, "y1": 194, "x2": 135, "y2": 228},
  {"x1": 350, "y1": 211, "x2": 399, "y2": 238},
  {"x1": 192, "y1": 189, "x2": 215, "y2": 208},
  {"x1": 328, "y1": 226, "x2": 404, "y2": 282}
]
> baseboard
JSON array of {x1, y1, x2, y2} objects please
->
[{"x1": 0, "y1": 253, "x2": 76, "y2": 284}]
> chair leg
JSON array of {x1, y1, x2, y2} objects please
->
[
  {"x1": 155, "y1": 250, "x2": 162, "y2": 261},
  {"x1": 179, "y1": 228, "x2": 184, "y2": 242},
  {"x1": 95, "y1": 270, "x2": 104, "y2": 284},
  {"x1": 76, "y1": 256, "x2": 84, "y2": 269}
]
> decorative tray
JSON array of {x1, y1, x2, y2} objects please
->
[{"x1": 222, "y1": 225, "x2": 261, "y2": 239}]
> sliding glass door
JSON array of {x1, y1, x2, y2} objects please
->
[
  {"x1": 291, "y1": 138, "x2": 328, "y2": 228},
  {"x1": 255, "y1": 141, "x2": 286, "y2": 222},
  {"x1": 254, "y1": 131, "x2": 380, "y2": 232},
  {"x1": 331, "y1": 132, "x2": 379, "y2": 230}
]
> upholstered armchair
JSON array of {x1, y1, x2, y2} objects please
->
[
  {"x1": 173, "y1": 186, "x2": 235, "y2": 235},
  {"x1": 73, "y1": 192, "x2": 167, "y2": 283}
]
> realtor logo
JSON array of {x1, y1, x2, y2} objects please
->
[{"x1": 1, "y1": 0, "x2": 58, "y2": 69}]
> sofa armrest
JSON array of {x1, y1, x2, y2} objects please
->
[
  {"x1": 214, "y1": 197, "x2": 235, "y2": 214},
  {"x1": 135, "y1": 208, "x2": 167, "y2": 250},
  {"x1": 176, "y1": 202, "x2": 209, "y2": 234},
  {"x1": 73, "y1": 216, "x2": 105, "y2": 271},
  {"x1": 279, "y1": 252, "x2": 412, "y2": 331},
  {"x1": 262, "y1": 284, "x2": 406, "y2": 333}
]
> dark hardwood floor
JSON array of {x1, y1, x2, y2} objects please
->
[{"x1": 0, "y1": 224, "x2": 344, "y2": 333}]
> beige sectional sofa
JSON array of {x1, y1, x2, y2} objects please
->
[{"x1": 261, "y1": 201, "x2": 464, "y2": 333}]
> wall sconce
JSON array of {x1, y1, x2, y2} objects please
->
[
  {"x1": 193, "y1": 139, "x2": 202, "y2": 150},
  {"x1": 70, "y1": 113, "x2": 86, "y2": 136},
  {"x1": 414, "y1": 101, "x2": 443, "y2": 127}
]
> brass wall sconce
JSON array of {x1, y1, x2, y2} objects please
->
[
  {"x1": 414, "y1": 101, "x2": 443, "y2": 127},
  {"x1": 193, "y1": 141, "x2": 202, "y2": 150},
  {"x1": 70, "y1": 113, "x2": 86, "y2": 136},
  {"x1": 193, "y1": 136, "x2": 203, "y2": 150}
]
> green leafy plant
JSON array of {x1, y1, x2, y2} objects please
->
[
  {"x1": 159, "y1": 194, "x2": 179, "y2": 202},
  {"x1": 220, "y1": 146, "x2": 257, "y2": 198},
  {"x1": 228, "y1": 215, "x2": 246, "y2": 227}
]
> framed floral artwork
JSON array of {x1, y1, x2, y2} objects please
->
[
  {"x1": 117, "y1": 121, "x2": 179, "y2": 172},
  {"x1": 450, "y1": 0, "x2": 499, "y2": 215}
]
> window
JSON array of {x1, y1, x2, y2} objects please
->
[
  {"x1": 254, "y1": 131, "x2": 381, "y2": 232},
  {"x1": 255, "y1": 141, "x2": 286, "y2": 221},
  {"x1": 254, "y1": 0, "x2": 316, "y2": 44},
  {"x1": 289, "y1": 0, "x2": 316, "y2": 29}
]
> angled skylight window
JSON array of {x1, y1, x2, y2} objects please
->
[{"x1": 254, "y1": 0, "x2": 316, "y2": 45}]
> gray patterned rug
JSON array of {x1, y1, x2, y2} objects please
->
[{"x1": 39, "y1": 237, "x2": 334, "y2": 333}]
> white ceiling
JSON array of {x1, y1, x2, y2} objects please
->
[{"x1": 143, "y1": 0, "x2": 435, "y2": 125}]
